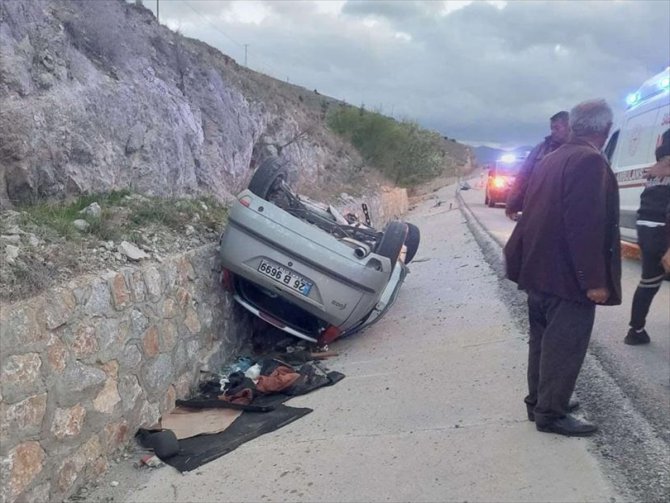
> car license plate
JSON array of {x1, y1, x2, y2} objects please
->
[{"x1": 257, "y1": 260, "x2": 313, "y2": 296}]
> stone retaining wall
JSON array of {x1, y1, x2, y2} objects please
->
[
  {"x1": 0, "y1": 245, "x2": 251, "y2": 503},
  {"x1": 0, "y1": 187, "x2": 408, "y2": 503}
]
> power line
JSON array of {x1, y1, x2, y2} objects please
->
[
  {"x1": 180, "y1": 0, "x2": 244, "y2": 48},
  {"x1": 175, "y1": 0, "x2": 286, "y2": 80}
]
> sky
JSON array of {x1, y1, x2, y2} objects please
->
[{"x1": 141, "y1": 0, "x2": 669, "y2": 148}]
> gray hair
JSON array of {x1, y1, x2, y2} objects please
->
[{"x1": 569, "y1": 99, "x2": 613, "y2": 136}]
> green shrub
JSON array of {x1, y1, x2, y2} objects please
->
[
  {"x1": 18, "y1": 191, "x2": 228, "y2": 242},
  {"x1": 327, "y1": 107, "x2": 444, "y2": 186}
]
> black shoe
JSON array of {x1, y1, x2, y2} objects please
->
[
  {"x1": 527, "y1": 398, "x2": 579, "y2": 422},
  {"x1": 536, "y1": 414, "x2": 597, "y2": 437},
  {"x1": 624, "y1": 328, "x2": 650, "y2": 345}
]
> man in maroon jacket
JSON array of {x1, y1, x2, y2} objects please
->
[{"x1": 504, "y1": 99, "x2": 621, "y2": 437}]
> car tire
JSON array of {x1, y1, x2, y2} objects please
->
[
  {"x1": 403, "y1": 223, "x2": 420, "y2": 264},
  {"x1": 248, "y1": 157, "x2": 289, "y2": 200},
  {"x1": 376, "y1": 221, "x2": 408, "y2": 268}
]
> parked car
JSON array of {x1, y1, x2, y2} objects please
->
[
  {"x1": 485, "y1": 155, "x2": 524, "y2": 207},
  {"x1": 218, "y1": 157, "x2": 420, "y2": 345}
]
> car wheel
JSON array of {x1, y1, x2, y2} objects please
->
[
  {"x1": 403, "y1": 223, "x2": 420, "y2": 264},
  {"x1": 376, "y1": 221, "x2": 408, "y2": 268},
  {"x1": 248, "y1": 157, "x2": 289, "y2": 200}
]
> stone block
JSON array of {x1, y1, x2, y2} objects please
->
[
  {"x1": 161, "y1": 297, "x2": 179, "y2": 319},
  {"x1": 199, "y1": 304, "x2": 214, "y2": 330},
  {"x1": 54, "y1": 435, "x2": 101, "y2": 496},
  {"x1": 84, "y1": 279, "x2": 112, "y2": 317},
  {"x1": 1, "y1": 441, "x2": 45, "y2": 502},
  {"x1": 127, "y1": 270, "x2": 146, "y2": 302},
  {"x1": 51, "y1": 404, "x2": 86, "y2": 440},
  {"x1": 103, "y1": 420, "x2": 129, "y2": 453},
  {"x1": 159, "y1": 320, "x2": 177, "y2": 352},
  {"x1": 55, "y1": 362, "x2": 105, "y2": 405},
  {"x1": 1, "y1": 394, "x2": 47, "y2": 445},
  {"x1": 161, "y1": 385, "x2": 176, "y2": 415},
  {"x1": 173, "y1": 340, "x2": 188, "y2": 375},
  {"x1": 142, "y1": 266, "x2": 162, "y2": 301},
  {"x1": 109, "y1": 273, "x2": 130, "y2": 311},
  {"x1": 141, "y1": 354, "x2": 172, "y2": 395},
  {"x1": 138, "y1": 401, "x2": 160, "y2": 428},
  {"x1": 93, "y1": 377, "x2": 120, "y2": 414},
  {"x1": 129, "y1": 309, "x2": 150, "y2": 338},
  {"x1": 56, "y1": 458, "x2": 78, "y2": 495},
  {"x1": 176, "y1": 256, "x2": 195, "y2": 285},
  {"x1": 119, "y1": 375, "x2": 143, "y2": 412},
  {"x1": 91, "y1": 457, "x2": 108, "y2": 477},
  {"x1": 46, "y1": 334, "x2": 68, "y2": 373},
  {"x1": 15, "y1": 482, "x2": 50, "y2": 503},
  {"x1": 70, "y1": 326, "x2": 98, "y2": 358},
  {"x1": 175, "y1": 287, "x2": 192, "y2": 310},
  {"x1": 0, "y1": 305, "x2": 46, "y2": 354},
  {"x1": 40, "y1": 287, "x2": 76, "y2": 330},
  {"x1": 119, "y1": 343, "x2": 142, "y2": 371},
  {"x1": 184, "y1": 307, "x2": 201, "y2": 334},
  {"x1": 185, "y1": 339, "x2": 199, "y2": 361},
  {"x1": 1, "y1": 353, "x2": 43, "y2": 403},
  {"x1": 162, "y1": 262, "x2": 178, "y2": 293},
  {"x1": 142, "y1": 326, "x2": 159, "y2": 357},
  {"x1": 174, "y1": 372, "x2": 193, "y2": 398},
  {"x1": 71, "y1": 283, "x2": 91, "y2": 306},
  {"x1": 96, "y1": 317, "x2": 128, "y2": 362}
]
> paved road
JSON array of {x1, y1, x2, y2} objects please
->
[
  {"x1": 85, "y1": 183, "x2": 633, "y2": 503},
  {"x1": 459, "y1": 178, "x2": 670, "y2": 441},
  {"x1": 457, "y1": 177, "x2": 670, "y2": 501}
]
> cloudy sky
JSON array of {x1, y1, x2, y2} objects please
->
[{"x1": 143, "y1": 0, "x2": 669, "y2": 148}]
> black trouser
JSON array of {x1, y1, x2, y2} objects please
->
[
  {"x1": 525, "y1": 290, "x2": 595, "y2": 424},
  {"x1": 629, "y1": 225, "x2": 668, "y2": 330}
]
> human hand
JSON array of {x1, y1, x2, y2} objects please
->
[
  {"x1": 644, "y1": 157, "x2": 670, "y2": 178},
  {"x1": 587, "y1": 287, "x2": 610, "y2": 304},
  {"x1": 662, "y1": 249, "x2": 670, "y2": 273},
  {"x1": 505, "y1": 209, "x2": 519, "y2": 221}
]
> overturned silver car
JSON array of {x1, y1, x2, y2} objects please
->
[{"x1": 218, "y1": 157, "x2": 420, "y2": 345}]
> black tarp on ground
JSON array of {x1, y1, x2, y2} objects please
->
[
  {"x1": 159, "y1": 370, "x2": 346, "y2": 472},
  {"x1": 163, "y1": 404, "x2": 313, "y2": 472}
]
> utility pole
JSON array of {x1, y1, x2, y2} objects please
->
[
  {"x1": 156, "y1": 0, "x2": 159, "y2": 23},
  {"x1": 244, "y1": 44, "x2": 249, "y2": 67}
]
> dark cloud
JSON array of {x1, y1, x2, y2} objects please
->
[{"x1": 149, "y1": 0, "x2": 669, "y2": 146}]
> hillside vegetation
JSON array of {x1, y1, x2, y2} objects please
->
[{"x1": 328, "y1": 106, "x2": 460, "y2": 186}]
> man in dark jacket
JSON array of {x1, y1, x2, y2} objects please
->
[
  {"x1": 625, "y1": 128, "x2": 670, "y2": 345},
  {"x1": 504, "y1": 99, "x2": 621, "y2": 437},
  {"x1": 505, "y1": 111, "x2": 570, "y2": 219}
]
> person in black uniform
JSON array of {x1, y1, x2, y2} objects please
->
[{"x1": 625, "y1": 128, "x2": 670, "y2": 345}]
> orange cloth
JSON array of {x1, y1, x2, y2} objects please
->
[
  {"x1": 256, "y1": 366, "x2": 301, "y2": 393},
  {"x1": 220, "y1": 388, "x2": 254, "y2": 405}
]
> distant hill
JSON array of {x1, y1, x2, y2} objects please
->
[{"x1": 473, "y1": 145, "x2": 534, "y2": 167}]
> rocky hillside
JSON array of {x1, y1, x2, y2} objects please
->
[
  {"x1": 0, "y1": 0, "x2": 470, "y2": 209},
  {"x1": 0, "y1": 0, "x2": 473, "y2": 301}
]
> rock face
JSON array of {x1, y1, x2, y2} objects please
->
[{"x1": 0, "y1": 0, "x2": 369, "y2": 208}]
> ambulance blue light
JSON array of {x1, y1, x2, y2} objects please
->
[
  {"x1": 660, "y1": 76, "x2": 670, "y2": 90},
  {"x1": 625, "y1": 92, "x2": 640, "y2": 106}
]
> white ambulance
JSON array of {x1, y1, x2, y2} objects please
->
[{"x1": 604, "y1": 66, "x2": 670, "y2": 244}]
